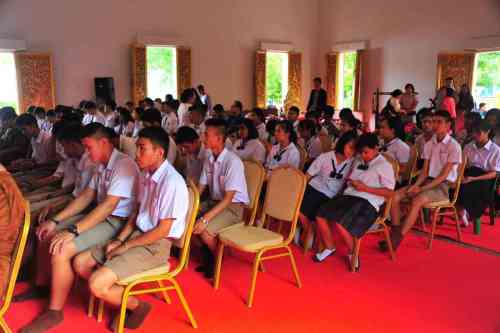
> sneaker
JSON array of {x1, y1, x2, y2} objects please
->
[{"x1": 312, "y1": 248, "x2": 336, "y2": 262}]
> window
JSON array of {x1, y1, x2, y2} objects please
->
[
  {"x1": 265, "y1": 51, "x2": 288, "y2": 108},
  {"x1": 146, "y1": 46, "x2": 177, "y2": 100},
  {"x1": 473, "y1": 51, "x2": 500, "y2": 109},
  {"x1": 0, "y1": 52, "x2": 19, "y2": 111},
  {"x1": 337, "y1": 51, "x2": 357, "y2": 109}
]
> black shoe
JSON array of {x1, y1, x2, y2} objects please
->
[
  {"x1": 378, "y1": 240, "x2": 388, "y2": 252},
  {"x1": 204, "y1": 265, "x2": 215, "y2": 279},
  {"x1": 195, "y1": 265, "x2": 207, "y2": 273}
]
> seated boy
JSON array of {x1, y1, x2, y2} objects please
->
[
  {"x1": 19, "y1": 123, "x2": 139, "y2": 332},
  {"x1": 194, "y1": 118, "x2": 249, "y2": 279},
  {"x1": 73, "y1": 127, "x2": 189, "y2": 330},
  {"x1": 386, "y1": 110, "x2": 462, "y2": 251},
  {"x1": 175, "y1": 126, "x2": 208, "y2": 185}
]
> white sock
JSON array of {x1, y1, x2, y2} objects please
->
[
  {"x1": 315, "y1": 248, "x2": 335, "y2": 261},
  {"x1": 461, "y1": 210, "x2": 470, "y2": 227}
]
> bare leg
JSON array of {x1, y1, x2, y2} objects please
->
[
  {"x1": 89, "y1": 267, "x2": 138, "y2": 309},
  {"x1": 73, "y1": 250, "x2": 99, "y2": 280},
  {"x1": 315, "y1": 217, "x2": 335, "y2": 250},
  {"x1": 390, "y1": 187, "x2": 408, "y2": 227},
  {"x1": 201, "y1": 231, "x2": 218, "y2": 253},
  {"x1": 49, "y1": 241, "x2": 79, "y2": 310},
  {"x1": 336, "y1": 224, "x2": 354, "y2": 252},
  {"x1": 401, "y1": 193, "x2": 431, "y2": 235}
]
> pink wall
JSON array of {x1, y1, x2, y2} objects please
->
[
  {"x1": 0, "y1": 0, "x2": 320, "y2": 109},
  {"x1": 319, "y1": 0, "x2": 500, "y2": 120}
]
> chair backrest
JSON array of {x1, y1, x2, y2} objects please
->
[
  {"x1": 171, "y1": 180, "x2": 200, "y2": 276},
  {"x1": 297, "y1": 144, "x2": 307, "y2": 170},
  {"x1": 243, "y1": 160, "x2": 266, "y2": 226},
  {"x1": 403, "y1": 145, "x2": 419, "y2": 183},
  {"x1": 261, "y1": 167, "x2": 306, "y2": 244},
  {"x1": 0, "y1": 200, "x2": 30, "y2": 317},
  {"x1": 380, "y1": 153, "x2": 400, "y2": 220},
  {"x1": 449, "y1": 153, "x2": 467, "y2": 205}
]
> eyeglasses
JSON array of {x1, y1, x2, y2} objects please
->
[
  {"x1": 329, "y1": 161, "x2": 347, "y2": 179},
  {"x1": 273, "y1": 148, "x2": 287, "y2": 161}
]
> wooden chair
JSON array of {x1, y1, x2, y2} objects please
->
[
  {"x1": 422, "y1": 154, "x2": 467, "y2": 250},
  {"x1": 474, "y1": 172, "x2": 500, "y2": 234},
  {"x1": 350, "y1": 153, "x2": 399, "y2": 272},
  {"x1": 242, "y1": 160, "x2": 266, "y2": 226},
  {"x1": 88, "y1": 181, "x2": 200, "y2": 332},
  {"x1": 0, "y1": 201, "x2": 31, "y2": 333},
  {"x1": 404, "y1": 145, "x2": 419, "y2": 185},
  {"x1": 213, "y1": 167, "x2": 306, "y2": 307}
]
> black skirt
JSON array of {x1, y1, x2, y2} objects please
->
[
  {"x1": 300, "y1": 185, "x2": 331, "y2": 220},
  {"x1": 316, "y1": 195, "x2": 378, "y2": 238},
  {"x1": 457, "y1": 166, "x2": 495, "y2": 219}
]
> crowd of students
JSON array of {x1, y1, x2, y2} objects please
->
[{"x1": 0, "y1": 79, "x2": 499, "y2": 332}]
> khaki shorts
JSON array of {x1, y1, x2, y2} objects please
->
[
  {"x1": 199, "y1": 200, "x2": 245, "y2": 236},
  {"x1": 56, "y1": 215, "x2": 124, "y2": 253},
  {"x1": 420, "y1": 182, "x2": 450, "y2": 203},
  {"x1": 91, "y1": 230, "x2": 171, "y2": 280}
]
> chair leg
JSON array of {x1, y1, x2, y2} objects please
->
[
  {"x1": 247, "y1": 254, "x2": 262, "y2": 308},
  {"x1": 88, "y1": 294, "x2": 95, "y2": 318},
  {"x1": 418, "y1": 209, "x2": 428, "y2": 232},
  {"x1": 169, "y1": 278, "x2": 198, "y2": 328},
  {"x1": 351, "y1": 238, "x2": 361, "y2": 272},
  {"x1": 0, "y1": 316, "x2": 11, "y2": 333},
  {"x1": 453, "y1": 208, "x2": 462, "y2": 242},
  {"x1": 286, "y1": 246, "x2": 301, "y2": 288},
  {"x1": 383, "y1": 227, "x2": 396, "y2": 261},
  {"x1": 213, "y1": 243, "x2": 225, "y2": 289},
  {"x1": 117, "y1": 290, "x2": 129, "y2": 333},
  {"x1": 157, "y1": 280, "x2": 172, "y2": 304},
  {"x1": 259, "y1": 261, "x2": 266, "y2": 272},
  {"x1": 97, "y1": 299, "x2": 104, "y2": 323},
  {"x1": 490, "y1": 203, "x2": 496, "y2": 226},
  {"x1": 428, "y1": 209, "x2": 439, "y2": 250}
]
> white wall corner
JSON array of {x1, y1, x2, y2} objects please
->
[
  {"x1": 331, "y1": 40, "x2": 367, "y2": 53},
  {"x1": 0, "y1": 39, "x2": 27, "y2": 51},
  {"x1": 135, "y1": 34, "x2": 184, "y2": 47},
  {"x1": 465, "y1": 34, "x2": 500, "y2": 52},
  {"x1": 260, "y1": 42, "x2": 294, "y2": 52}
]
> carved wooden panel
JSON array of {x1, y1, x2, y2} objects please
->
[
  {"x1": 286, "y1": 52, "x2": 302, "y2": 112},
  {"x1": 176, "y1": 47, "x2": 192, "y2": 95},
  {"x1": 326, "y1": 53, "x2": 337, "y2": 107},
  {"x1": 436, "y1": 53, "x2": 475, "y2": 90},
  {"x1": 255, "y1": 51, "x2": 267, "y2": 109},
  {"x1": 131, "y1": 44, "x2": 147, "y2": 106}
]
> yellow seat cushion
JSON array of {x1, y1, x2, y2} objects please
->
[
  {"x1": 219, "y1": 226, "x2": 284, "y2": 252},
  {"x1": 118, "y1": 263, "x2": 170, "y2": 285},
  {"x1": 424, "y1": 200, "x2": 452, "y2": 208}
]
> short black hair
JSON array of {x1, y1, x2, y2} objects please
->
[
  {"x1": 472, "y1": 119, "x2": 493, "y2": 134},
  {"x1": 404, "y1": 83, "x2": 415, "y2": 92},
  {"x1": 288, "y1": 106, "x2": 300, "y2": 115},
  {"x1": 276, "y1": 120, "x2": 297, "y2": 144},
  {"x1": 106, "y1": 100, "x2": 117, "y2": 110},
  {"x1": 205, "y1": 118, "x2": 227, "y2": 138},
  {"x1": 323, "y1": 105, "x2": 335, "y2": 117},
  {"x1": 356, "y1": 133, "x2": 379, "y2": 151},
  {"x1": 342, "y1": 114, "x2": 361, "y2": 129},
  {"x1": 117, "y1": 107, "x2": 133, "y2": 123},
  {"x1": 46, "y1": 110, "x2": 56, "y2": 118},
  {"x1": 298, "y1": 119, "x2": 317, "y2": 136},
  {"x1": 80, "y1": 122, "x2": 114, "y2": 141},
  {"x1": 213, "y1": 104, "x2": 224, "y2": 113},
  {"x1": 144, "y1": 97, "x2": 154, "y2": 107},
  {"x1": 0, "y1": 106, "x2": 17, "y2": 121},
  {"x1": 141, "y1": 108, "x2": 162, "y2": 125},
  {"x1": 418, "y1": 108, "x2": 433, "y2": 120},
  {"x1": 190, "y1": 104, "x2": 208, "y2": 118},
  {"x1": 335, "y1": 130, "x2": 357, "y2": 154},
  {"x1": 232, "y1": 100, "x2": 243, "y2": 111},
  {"x1": 313, "y1": 77, "x2": 322, "y2": 84},
  {"x1": 57, "y1": 123, "x2": 83, "y2": 143},
  {"x1": 434, "y1": 110, "x2": 452, "y2": 123},
  {"x1": 251, "y1": 107, "x2": 265, "y2": 123},
  {"x1": 446, "y1": 87, "x2": 454, "y2": 97},
  {"x1": 175, "y1": 126, "x2": 199, "y2": 144},
  {"x1": 382, "y1": 116, "x2": 405, "y2": 140},
  {"x1": 138, "y1": 126, "x2": 170, "y2": 159},
  {"x1": 339, "y1": 108, "x2": 353, "y2": 121},
  {"x1": 240, "y1": 118, "x2": 259, "y2": 140},
  {"x1": 180, "y1": 88, "x2": 195, "y2": 103},
  {"x1": 391, "y1": 89, "x2": 403, "y2": 98},
  {"x1": 34, "y1": 106, "x2": 46, "y2": 117},
  {"x1": 85, "y1": 101, "x2": 97, "y2": 110},
  {"x1": 15, "y1": 113, "x2": 38, "y2": 127}
]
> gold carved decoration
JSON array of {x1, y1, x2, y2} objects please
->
[
  {"x1": 255, "y1": 51, "x2": 267, "y2": 109},
  {"x1": 353, "y1": 50, "x2": 364, "y2": 112},
  {"x1": 326, "y1": 53, "x2": 338, "y2": 107},
  {"x1": 177, "y1": 47, "x2": 192, "y2": 95},
  {"x1": 436, "y1": 53, "x2": 475, "y2": 90},
  {"x1": 15, "y1": 52, "x2": 55, "y2": 113},
  {"x1": 285, "y1": 52, "x2": 302, "y2": 112},
  {"x1": 131, "y1": 44, "x2": 147, "y2": 106}
]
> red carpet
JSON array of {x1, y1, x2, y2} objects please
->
[{"x1": 6, "y1": 233, "x2": 500, "y2": 333}]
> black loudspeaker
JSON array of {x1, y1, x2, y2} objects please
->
[{"x1": 94, "y1": 77, "x2": 115, "y2": 103}]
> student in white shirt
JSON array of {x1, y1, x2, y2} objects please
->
[
  {"x1": 82, "y1": 101, "x2": 106, "y2": 126},
  {"x1": 41, "y1": 110, "x2": 56, "y2": 133},
  {"x1": 74, "y1": 127, "x2": 189, "y2": 330},
  {"x1": 197, "y1": 84, "x2": 213, "y2": 115},
  {"x1": 114, "y1": 107, "x2": 135, "y2": 137},
  {"x1": 161, "y1": 101, "x2": 178, "y2": 135},
  {"x1": 298, "y1": 118, "x2": 323, "y2": 164},
  {"x1": 175, "y1": 126, "x2": 208, "y2": 185},
  {"x1": 265, "y1": 120, "x2": 301, "y2": 172},
  {"x1": 189, "y1": 105, "x2": 207, "y2": 137},
  {"x1": 314, "y1": 133, "x2": 395, "y2": 270},
  {"x1": 194, "y1": 118, "x2": 249, "y2": 279},
  {"x1": 178, "y1": 88, "x2": 196, "y2": 128},
  {"x1": 387, "y1": 111, "x2": 462, "y2": 251},
  {"x1": 247, "y1": 107, "x2": 267, "y2": 141},
  {"x1": 233, "y1": 118, "x2": 267, "y2": 164},
  {"x1": 287, "y1": 106, "x2": 300, "y2": 132},
  {"x1": 457, "y1": 120, "x2": 500, "y2": 226},
  {"x1": 378, "y1": 116, "x2": 410, "y2": 179},
  {"x1": 19, "y1": 123, "x2": 139, "y2": 332},
  {"x1": 299, "y1": 131, "x2": 357, "y2": 251},
  {"x1": 131, "y1": 107, "x2": 144, "y2": 137}
]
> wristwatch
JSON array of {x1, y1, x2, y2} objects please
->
[
  {"x1": 201, "y1": 217, "x2": 209, "y2": 225},
  {"x1": 49, "y1": 217, "x2": 60, "y2": 225},
  {"x1": 66, "y1": 224, "x2": 79, "y2": 237}
]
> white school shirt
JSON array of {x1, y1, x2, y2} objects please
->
[
  {"x1": 177, "y1": 103, "x2": 192, "y2": 128},
  {"x1": 52, "y1": 159, "x2": 78, "y2": 188},
  {"x1": 265, "y1": 142, "x2": 301, "y2": 171},
  {"x1": 307, "y1": 151, "x2": 353, "y2": 198},
  {"x1": 233, "y1": 138, "x2": 267, "y2": 164},
  {"x1": 344, "y1": 154, "x2": 396, "y2": 211},
  {"x1": 305, "y1": 135, "x2": 323, "y2": 159},
  {"x1": 132, "y1": 121, "x2": 143, "y2": 137},
  {"x1": 464, "y1": 140, "x2": 500, "y2": 172},
  {"x1": 88, "y1": 149, "x2": 139, "y2": 217},
  {"x1": 73, "y1": 152, "x2": 97, "y2": 197},
  {"x1": 136, "y1": 160, "x2": 189, "y2": 239},
  {"x1": 82, "y1": 112, "x2": 106, "y2": 126},
  {"x1": 161, "y1": 112, "x2": 178, "y2": 135},
  {"x1": 422, "y1": 134, "x2": 462, "y2": 182},
  {"x1": 256, "y1": 123, "x2": 267, "y2": 141},
  {"x1": 186, "y1": 147, "x2": 208, "y2": 183},
  {"x1": 104, "y1": 112, "x2": 117, "y2": 128},
  {"x1": 114, "y1": 122, "x2": 135, "y2": 137},
  {"x1": 199, "y1": 148, "x2": 249, "y2": 204},
  {"x1": 31, "y1": 130, "x2": 53, "y2": 164},
  {"x1": 381, "y1": 137, "x2": 410, "y2": 165},
  {"x1": 40, "y1": 120, "x2": 53, "y2": 133}
]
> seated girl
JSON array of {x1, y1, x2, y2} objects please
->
[
  {"x1": 457, "y1": 120, "x2": 500, "y2": 226},
  {"x1": 298, "y1": 131, "x2": 357, "y2": 248},
  {"x1": 378, "y1": 116, "x2": 410, "y2": 182},
  {"x1": 265, "y1": 120, "x2": 300, "y2": 172},
  {"x1": 297, "y1": 118, "x2": 323, "y2": 165},
  {"x1": 233, "y1": 118, "x2": 267, "y2": 164},
  {"x1": 313, "y1": 133, "x2": 396, "y2": 271}
]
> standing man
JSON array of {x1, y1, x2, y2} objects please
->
[{"x1": 307, "y1": 77, "x2": 327, "y2": 113}]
